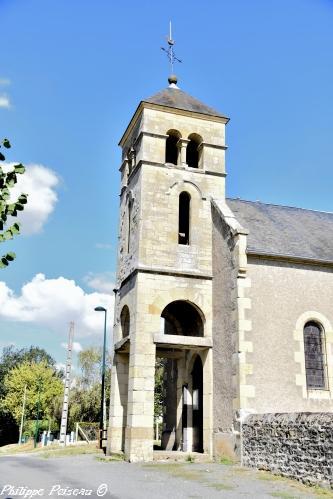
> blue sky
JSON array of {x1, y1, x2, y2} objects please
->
[{"x1": 0, "y1": 0, "x2": 332, "y2": 365}]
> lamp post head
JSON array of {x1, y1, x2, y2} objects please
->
[{"x1": 94, "y1": 306, "x2": 107, "y2": 312}]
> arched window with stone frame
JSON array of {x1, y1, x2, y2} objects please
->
[
  {"x1": 303, "y1": 321, "x2": 328, "y2": 390},
  {"x1": 178, "y1": 191, "x2": 190, "y2": 245},
  {"x1": 124, "y1": 193, "x2": 134, "y2": 254},
  {"x1": 127, "y1": 197, "x2": 133, "y2": 253},
  {"x1": 165, "y1": 129, "x2": 181, "y2": 165}
]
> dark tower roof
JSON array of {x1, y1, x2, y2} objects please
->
[{"x1": 144, "y1": 87, "x2": 228, "y2": 120}]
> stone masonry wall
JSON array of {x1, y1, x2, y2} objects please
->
[{"x1": 242, "y1": 413, "x2": 333, "y2": 489}]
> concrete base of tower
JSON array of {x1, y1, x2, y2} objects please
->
[{"x1": 124, "y1": 426, "x2": 154, "y2": 462}]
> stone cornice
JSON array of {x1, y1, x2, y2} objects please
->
[
  {"x1": 124, "y1": 160, "x2": 226, "y2": 189},
  {"x1": 119, "y1": 266, "x2": 213, "y2": 291}
]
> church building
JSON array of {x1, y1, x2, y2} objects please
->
[{"x1": 107, "y1": 74, "x2": 333, "y2": 462}]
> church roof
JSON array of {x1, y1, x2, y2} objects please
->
[
  {"x1": 144, "y1": 87, "x2": 228, "y2": 119},
  {"x1": 227, "y1": 198, "x2": 333, "y2": 264}
]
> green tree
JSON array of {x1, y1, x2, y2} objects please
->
[
  {"x1": 68, "y1": 346, "x2": 111, "y2": 429},
  {"x1": 0, "y1": 345, "x2": 57, "y2": 445},
  {"x1": 77, "y1": 347, "x2": 103, "y2": 388},
  {"x1": 0, "y1": 138, "x2": 28, "y2": 268},
  {"x1": 0, "y1": 345, "x2": 57, "y2": 399},
  {"x1": 1, "y1": 361, "x2": 63, "y2": 425}
]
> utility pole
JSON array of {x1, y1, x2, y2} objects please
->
[
  {"x1": 59, "y1": 321, "x2": 74, "y2": 446},
  {"x1": 18, "y1": 384, "x2": 27, "y2": 445}
]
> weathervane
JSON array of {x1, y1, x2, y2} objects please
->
[{"x1": 161, "y1": 21, "x2": 182, "y2": 76}]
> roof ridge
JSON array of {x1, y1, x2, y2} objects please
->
[{"x1": 227, "y1": 197, "x2": 333, "y2": 216}]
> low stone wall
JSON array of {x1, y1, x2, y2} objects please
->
[{"x1": 242, "y1": 413, "x2": 333, "y2": 489}]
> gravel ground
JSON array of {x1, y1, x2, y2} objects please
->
[{"x1": 0, "y1": 454, "x2": 331, "y2": 499}]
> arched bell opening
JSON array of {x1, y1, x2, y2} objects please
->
[
  {"x1": 165, "y1": 129, "x2": 181, "y2": 165},
  {"x1": 186, "y1": 133, "x2": 202, "y2": 168},
  {"x1": 160, "y1": 300, "x2": 204, "y2": 337}
]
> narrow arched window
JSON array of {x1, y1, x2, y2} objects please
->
[
  {"x1": 120, "y1": 306, "x2": 130, "y2": 338},
  {"x1": 127, "y1": 197, "x2": 133, "y2": 253},
  {"x1": 303, "y1": 321, "x2": 327, "y2": 389},
  {"x1": 186, "y1": 134, "x2": 202, "y2": 168},
  {"x1": 165, "y1": 130, "x2": 180, "y2": 165},
  {"x1": 178, "y1": 192, "x2": 190, "y2": 245}
]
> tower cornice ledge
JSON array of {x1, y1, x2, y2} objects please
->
[
  {"x1": 118, "y1": 266, "x2": 213, "y2": 291},
  {"x1": 125, "y1": 160, "x2": 227, "y2": 189}
]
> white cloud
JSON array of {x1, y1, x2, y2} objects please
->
[
  {"x1": 0, "y1": 273, "x2": 114, "y2": 338},
  {"x1": 84, "y1": 272, "x2": 115, "y2": 294},
  {"x1": 0, "y1": 95, "x2": 10, "y2": 109},
  {"x1": 4, "y1": 163, "x2": 59, "y2": 234},
  {"x1": 61, "y1": 341, "x2": 83, "y2": 353}
]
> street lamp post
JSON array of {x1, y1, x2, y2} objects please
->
[{"x1": 94, "y1": 306, "x2": 107, "y2": 449}]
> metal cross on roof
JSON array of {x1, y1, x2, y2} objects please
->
[{"x1": 161, "y1": 21, "x2": 182, "y2": 75}]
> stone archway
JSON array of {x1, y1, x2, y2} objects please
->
[{"x1": 157, "y1": 301, "x2": 205, "y2": 452}]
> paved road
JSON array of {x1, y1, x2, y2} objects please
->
[{"x1": 0, "y1": 454, "x2": 328, "y2": 499}]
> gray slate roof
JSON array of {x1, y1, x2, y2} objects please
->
[
  {"x1": 227, "y1": 198, "x2": 333, "y2": 263},
  {"x1": 144, "y1": 87, "x2": 228, "y2": 119}
]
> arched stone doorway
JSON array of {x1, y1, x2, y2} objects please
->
[{"x1": 156, "y1": 301, "x2": 205, "y2": 453}]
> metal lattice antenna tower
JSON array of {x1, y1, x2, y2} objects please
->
[
  {"x1": 161, "y1": 21, "x2": 182, "y2": 78},
  {"x1": 59, "y1": 321, "x2": 74, "y2": 446}
]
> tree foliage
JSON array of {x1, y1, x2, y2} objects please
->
[
  {"x1": 68, "y1": 346, "x2": 111, "y2": 429},
  {"x1": 0, "y1": 345, "x2": 57, "y2": 399},
  {"x1": 0, "y1": 345, "x2": 58, "y2": 445},
  {"x1": 1, "y1": 361, "x2": 63, "y2": 424},
  {"x1": 0, "y1": 138, "x2": 28, "y2": 267}
]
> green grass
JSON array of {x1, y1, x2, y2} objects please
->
[
  {"x1": 39, "y1": 444, "x2": 102, "y2": 459},
  {"x1": 209, "y1": 482, "x2": 235, "y2": 491},
  {"x1": 0, "y1": 441, "x2": 101, "y2": 458},
  {"x1": 257, "y1": 471, "x2": 333, "y2": 498},
  {"x1": 0, "y1": 441, "x2": 35, "y2": 455},
  {"x1": 95, "y1": 454, "x2": 124, "y2": 463},
  {"x1": 186, "y1": 454, "x2": 195, "y2": 463},
  {"x1": 143, "y1": 462, "x2": 206, "y2": 481},
  {"x1": 311, "y1": 486, "x2": 333, "y2": 498},
  {"x1": 270, "y1": 492, "x2": 297, "y2": 499},
  {"x1": 219, "y1": 455, "x2": 236, "y2": 465},
  {"x1": 144, "y1": 462, "x2": 236, "y2": 491},
  {"x1": 257, "y1": 471, "x2": 285, "y2": 482}
]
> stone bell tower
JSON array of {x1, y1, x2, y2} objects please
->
[{"x1": 107, "y1": 75, "x2": 229, "y2": 462}]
